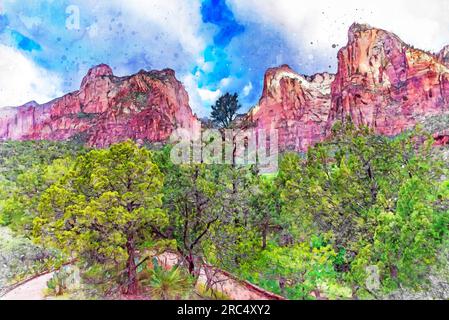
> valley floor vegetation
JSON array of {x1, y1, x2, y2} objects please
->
[{"x1": 1, "y1": 123, "x2": 449, "y2": 300}]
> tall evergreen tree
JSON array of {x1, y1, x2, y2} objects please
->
[
  {"x1": 33, "y1": 141, "x2": 167, "y2": 295},
  {"x1": 210, "y1": 93, "x2": 242, "y2": 129}
]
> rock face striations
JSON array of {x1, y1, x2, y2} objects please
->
[
  {"x1": 247, "y1": 65, "x2": 335, "y2": 151},
  {"x1": 2, "y1": 24, "x2": 449, "y2": 151},
  {"x1": 0, "y1": 64, "x2": 199, "y2": 147},
  {"x1": 249, "y1": 23, "x2": 449, "y2": 151},
  {"x1": 328, "y1": 23, "x2": 449, "y2": 137}
]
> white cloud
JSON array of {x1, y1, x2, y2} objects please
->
[
  {"x1": 3, "y1": 0, "x2": 211, "y2": 113},
  {"x1": 0, "y1": 45, "x2": 63, "y2": 107},
  {"x1": 220, "y1": 77, "x2": 233, "y2": 88},
  {"x1": 228, "y1": 0, "x2": 449, "y2": 68},
  {"x1": 107, "y1": 0, "x2": 206, "y2": 59},
  {"x1": 76, "y1": 0, "x2": 211, "y2": 113},
  {"x1": 243, "y1": 82, "x2": 253, "y2": 97},
  {"x1": 198, "y1": 88, "x2": 222, "y2": 105},
  {"x1": 73, "y1": 0, "x2": 207, "y2": 69}
]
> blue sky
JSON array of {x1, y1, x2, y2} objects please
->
[{"x1": 1, "y1": 0, "x2": 449, "y2": 116}]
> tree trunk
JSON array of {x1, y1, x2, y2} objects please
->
[
  {"x1": 262, "y1": 224, "x2": 268, "y2": 250},
  {"x1": 187, "y1": 252, "x2": 195, "y2": 275},
  {"x1": 125, "y1": 236, "x2": 139, "y2": 295}
]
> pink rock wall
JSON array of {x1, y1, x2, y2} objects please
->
[{"x1": 0, "y1": 64, "x2": 199, "y2": 148}]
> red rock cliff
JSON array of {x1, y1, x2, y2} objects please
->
[
  {"x1": 327, "y1": 23, "x2": 449, "y2": 136},
  {"x1": 249, "y1": 24, "x2": 449, "y2": 152},
  {"x1": 2, "y1": 24, "x2": 449, "y2": 152},
  {"x1": 0, "y1": 64, "x2": 199, "y2": 147},
  {"x1": 247, "y1": 65, "x2": 335, "y2": 151}
]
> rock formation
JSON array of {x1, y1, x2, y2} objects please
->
[
  {"x1": 328, "y1": 23, "x2": 449, "y2": 137},
  {"x1": 0, "y1": 64, "x2": 199, "y2": 147},
  {"x1": 249, "y1": 24, "x2": 449, "y2": 151},
  {"x1": 2, "y1": 24, "x2": 449, "y2": 152},
  {"x1": 247, "y1": 65, "x2": 334, "y2": 151}
]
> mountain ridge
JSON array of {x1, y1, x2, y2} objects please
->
[
  {"x1": 1, "y1": 23, "x2": 449, "y2": 151},
  {"x1": 0, "y1": 64, "x2": 200, "y2": 147},
  {"x1": 249, "y1": 23, "x2": 449, "y2": 151}
]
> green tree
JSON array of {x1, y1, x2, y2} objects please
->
[
  {"x1": 351, "y1": 177, "x2": 449, "y2": 293},
  {"x1": 210, "y1": 93, "x2": 241, "y2": 129},
  {"x1": 33, "y1": 141, "x2": 167, "y2": 295},
  {"x1": 161, "y1": 163, "x2": 224, "y2": 274},
  {"x1": 154, "y1": 147, "x2": 254, "y2": 274},
  {"x1": 276, "y1": 123, "x2": 449, "y2": 295},
  {"x1": 0, "y1": 141, "x2": 84, "y2": 233},
  {"x1": 239, "y1": 242, "x2": 339, "y2": 300},
  {"x1": 249, "y1": 176, "x2": 283, "y2": 249}
]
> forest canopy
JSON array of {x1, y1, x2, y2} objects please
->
[{"x1": 1, "y1": 123, "x2": 448, "y2": 299}]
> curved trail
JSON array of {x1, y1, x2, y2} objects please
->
[
  {"x1": 1, "y1": 253, "x2": 285, "y2": 300},
  {"x1": 1, "y1": 272, "x2": 54, "y2": 300}
]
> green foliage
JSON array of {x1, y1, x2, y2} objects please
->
[
  {"x1": 0, "y1": 140, "x2": 85, "y2": 181},
  {"x1": 33, "y1": 141, "x2": 167, "y2": 294},
  {"x1": 145, "y1": 265, "x2": 193, "y2": 300},
  {"x1": 239, "y1": 242, "x2": 342, "y2": 300},
  {"x1": 46, "y1": 268, "x2": 73, "y2": 296},
  {"x1": 276, "y1": 123, "x2": 449, "y2": 295},
  {"x1": 2, "y1": 123, "x2": 448, "y2": 300},
  {"x1": 0, "y1": 141, "x2": 85, "y2": 232},
  {"x1": 350, "y1": 177, "x2": 449, "y2": 293},
  {"x1": 160, "y1": 162, "x2": 231, "y2": 273},
  {"x1": 151, "y1": 124, "x2": 449, "y2": 298},
  {"x1": 153, "y1": 145, "x2": 257, "y2": 273},
  {"x1": 248, "y1": 175, "x2": 283, "y2": 249},
  {"x1": 0, "y1": 226, "x2": 65, "y2": 286},
  {"x1": 210, "y1": 92, "x2": 241, "y2": 128}
]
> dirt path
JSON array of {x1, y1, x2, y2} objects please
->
[
  {"x1": 1, "y1": 253, "x2": 285, "y2": 300},
  {"x1": 1, "y1": 272, "x2": 53, "y2": 300},
  {"x1": 156, "y1": 252, "x2": 285, "y2": 300}
]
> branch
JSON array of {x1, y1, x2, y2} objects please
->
[
  {"x1": 190, "y1": 218, "x2": 218, "y2": 250},
  {"x1": 150, "y1": 225, "x2": 169, "y2": 239}
]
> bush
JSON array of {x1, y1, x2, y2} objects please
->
[{"x1": 144, "y1": 264, "x2": 193, "y2": 300}]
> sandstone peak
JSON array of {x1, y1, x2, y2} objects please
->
[
  {"x1": 267, "y1": 64, "x2": 294, "y2": 73},
  {"x1": 81, "y1": 64, "x2": 114, "y2": 88},
  {"x1": 347, "y1": 22, "x2": 404, "y2": 48},
  {"x1": 438, "y1": 45, "x2": 449, "y2": 66},
  {"x1": 348, "y1": 22, "x2": 373, "y2": 34},
  {"x1": 262, "y1": 65, "x2": 295, "y2": 84},
  {"x1": 261, "y1": 65, "x2": 334, "y2": 101},
  {"x1": 250, "y1": 23, "x2": 449, "y2": 152},
  {"x1": 2, "y1": 24, "x2": 449, "y2": 152},
  {"x1": 248, "y1": 64, "x2": 336, "y2": 151},
  {"x1": 328, "y1": 22, "x2": 449, "y2": 138},
  {"x1": 23, "y1": 101, "x2": 39, "y2": 108},
  {"x1": 0, "y1": 65, "x2": 198, "y2": 147},
  {"x1": 158, "y1": 68, "x2": 176, "y2": 77}
]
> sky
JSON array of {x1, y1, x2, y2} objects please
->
[{"x1": 1, "y1": 0, "x2": 449, "y2": 116}]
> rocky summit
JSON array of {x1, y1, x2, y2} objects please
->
[
  {"x1": 2, "y1": 24, "x2": 449, "y2": 152},
  {"x1": 0, "y1": 64, "x2": 199, "y2": 147},
  {"x1": 246, "y1": 65, "x2": 335, "y2": 152},
  {"x1": 328, "y1": 23, "x2": 449, "y2": 137},
  {"x1": 249, "y1": 23, "x2": 449, "y2": 151}
]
